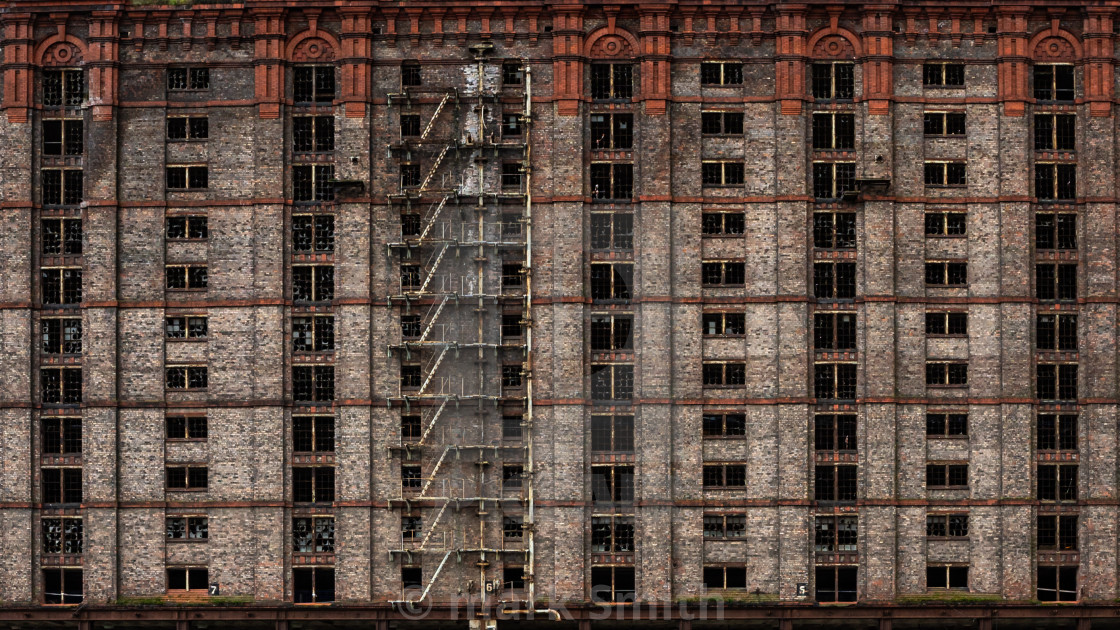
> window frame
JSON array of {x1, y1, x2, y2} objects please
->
[
  {"x1": 923, "y1": 161, "x2": 967, "y2": 187},
  {"x1": 40, "y1": 317, "x2": 82, "y2": 355},
  {"x1": 922, "y1": 63, "x2": 965, "y2": 87},
  {"x1": 701, "y1": 160, "x2": 745, "y2": 187},
  {"x1": 1033, "y1": 64, "x2": 1075, "y2": 102},
  {"x1": 167, "y1": 67, "x2": 210, "y2": 91},
  {"x1": 926, "y1": 513, "x2": 969, "y2": 539},
  {"x1": 165, "y1": 315, "x2": 208, "y2": 340},
  {"x1": 41, "y1": 516, "x2": 83, "y2": 554},
  {"x1": 701, "y1": 111, "x2": 744, "y2": 136},
  {"x1": 166, "y1": 215, "x2": 209, "y2": 241},
  {"x1": 293, "y1": 65, "x2": 337, "y2": 103},
  {"x1": 925, "y1": 412, "x2": 968, "y2": 438},
  {"x1": 165, "y1": 165, "x2": 209, "y2": 190},
  {"x1": 166, "y1": 115, "x2": 209, "y2": 141},
  {"x1": 1035, "y1": 114, "x2": 1076, "y2": 151},
  {"x1": 166, "y1": 414, "x2": 208, "y2": 441},
  {"x1": 812, "y1": 113, "x2": 856, "y2": 150},
  {"x1": 292, "y1": 314, "x2": 335, "y2": 352},
  {"x1": 41, "y1": 168, "x2": 84, "y2": 206},
  {"x1": 292, "y1": 115, "x2": 335, "y2": 153},
  {"x1": 291, "y1": 465, "x2": 336, "y2": 503},
  {"x1": 926, "y1": 463, "x2": 969, "y2": 489},
  {"x1": 812, "y1": 162, "x2": 857, "y2": 200},
  {"x1": 165, "y1": 465, "x2": 209, "y2": 491},
  {"x1": 293, "y1": 365, "x2": 335, "y2": 402},
  {"x1": 42, "y1": 118, "x2": 84, "y2": 155},
  {"x1": 590, "y1": 113, "x2": 634, "y2": 150},
  {"x1": 41, "y1": 218, "x2": 82, "y2": 255},
  {"x1": 702, "y1": 513, "x2": 747, "y2": 540},
  {"x1": 811, "y1": 62, "x2": 855, "y2": 101},
  {"x1": 700, "y1": 61, "x2": 744, "y2": 86},
  {"x1": 41, "y1": 69, "x2": 85, "y2": 107},
  {"x1": 589, "y1": 63, "x2": 634, "y2": 100}
]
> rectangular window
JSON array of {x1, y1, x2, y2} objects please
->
[
  {"x1": 703, "y1": 513, "x2": 746, "y2": 539},
  {"x1": 166, "y1": 516, "x2": 208, "y2": 540},
  {"x1": 703, "y1": 566, "x2": 747, "y2": 590},
  {"x1": 1035, "y1": 213, "x2": 1077, "y2": 250},
  {"x1": 166, "y1": 216, "x2": 208, "y2": 240},
  {"x1": 812, "y1": 63, "x2": 855, "y2": 100},
  {"x1": 1038, "y1": 514, "x2": 1078, "y2": 551},
  {"x1": 293, "y1": 165, "x2": 335, "y2": 202},
  {"x1": 924, "y1": 162, "x2": 967, "y2": 187},
  {"x1": 813, "y1": 262, "x2": 857, "y2": 299},
  {"x1": 41, "y1": 368, "x2": 82, "y2": 405},
  {"x1": 1035, "y1": 114, "x2": 1076, "y2": 151},
  {"x1": 814, "y1": 312, "x2": 856, "y2": 350},
  {"x1": 293, "y1": 516, "x2": 335, "y2": 552},
  {"x1": 401, "y1": 465, "x2": 422, "y2": 492},
  {"x1": 401, "y1": 63, "x2": 422, "y2": 88},
  {"x1": 814, "y1": 363, "x2": 857, "y2": 400},
  {"x1": 703, "y1": 412, "x2": 746, "y2": 438},
  {"x1": 590, "y1": 314, "x2": 633, "y2": 350},
  {"x1": 41, "y1": 517, "x2": 83, "y2": 555},
  {"x1": 503, "y1": 62, "x2": 524, "y2": 86},
  {"x1": 165, "y1": 316, "x2": 207, "y2": 340},
  {"x1": 40, "y1": 269, "x2": 82, "y2": 305},
  {"x1": 292, "y1": 265, "x2": 334, "y2": 302},
  {"x1": 700, "y1": 62, "x2": 743, "y2": 86},
  {"x1": 400, "y1": 415, "x2": 422, "y2": 441},
  {"x1": 812, "y1": 162, "x2": 856, "y2": 199},
  {"x1": 926, "y1": 514, "x2": 969, "y2": 538},
  {"x1": 1038, "y1": 566, "x2": 1078, "y2": 602},
  {"x1": 41, "y1": 318, "x2": 82, "y2": 354},
  {"x1": 166, "y1": 415, "x2": 208, "y2": 440},
  {"x1": 293, "y1": 365, "x2": 335, "y2": 402},
  {"x1": 293, "y1": 568, "x2": 335, "y2": 604},
  {"x1": 502, "y1": 262, "x2": 525, "y2": 291},
  {"x1": 41, "y1": 468, "x2": 82, "y2": 503},
  {"x1": 590, "y1": 364, "x2": 633, "y2": 401},
  {"x1": 814, "y1": 414, "x2": 857, "y2": 451},
  {"x1": 293, "y1": 416, "x2": 335, "y2": 453},
  {"x1": 925, "y1": 261, "x2": 968, "y2": 286},
  {"x1": 702, "y1": 362, "x2": 747, "y2": 387},
  {"x1": 41, "y1": 218, "x2": 82, "y2": 255},
  {"x1": 401, "y1": 565, "x2": 423, "y2": 588},
  {"x1": 1035, "y1": 164, "x2": 1076, "y2": 200},
  {"x1": 292, "y1": 315, "x2": 334, "y2": 352},
  {"x1": 166, "y1": 165, "x2": 208, "y2": 190},
  {"x1": 400, "y1": 114, "x2": 421, "y2": 137},
  {"x1": 814, "y1": 516, "x2": 858, "y2": 552},
  {"x1": 703, "y1": 464, "x2": 747, "y2": 489},
  {"x1": 812, "y1": 113, "x2": 855, "y2": 150},
  {"x1": 165, "y1": 366, "x2": 208, "y2": 390},
  {"x1": 1038, "y1": 414, "x2": 1078, "y2": 451},
  {"x1": 701, "y1": 161, "x2": 745, "y2": 186},
  {"x1": 41, "y1": 416, "x2": 82, "y2": 454},
  {"x1": 501, "y1": 112, "x2": 523, "y2": 137},
  {"x1": 925, "y1": 312, "x2": 968, "y2": 336},
  {"x1": 42, "y1": 69, "x2": 85, "y2": 107},
  {"x1": 400, "y1": 315, "x2": 422, "y2": 339},
  {"x1": 293, "y1": 116, "x2": 335, "y2": 152},
  {"x1": 165, "y1": 265, "x2": 208, "y2": 290},
  {"x1": 814, "y1": 464, "x2": 857, "y2": 501},
  {"x1": 42, "y1": 119, "x2": 83, "y2": 155},
  {"x1": 401, "y1": 515, "x2": 422, "y2": 542},
  {"x1": 401, "y1": 213, "x2": 422, "y2": 237},
  {"x1": 1038, "y1": 464, "x2": 1078, "y2": 501},
  {"x1": 816, "y1": 566, "x2": 858, "y2": 603},
  {"x1": 926, "y1": 413, "x2": 968, "y2": 437},
  {"x1": 166, "y1": 466, "x2": 208, "y2": 491},
  {"x1": 42, "y1": 568, "x2": 83, "y2": 604},
  {"x1": 591, "y1": 516, "x2": 635, "y2": 552},
  {"x1": 701, "y1": 261, "x2": 746, "y2": 286},
  {"x1": 502, "y1": 566, "x2": 526, "y2": 591},
  {"x1": 590, "y1": 113, "x2": 633, "y2": 149},
  {"x1": 590, "y1": 566, "x2": 635, "y2": 603},
  {"x1": 501, "y1": 163, "x2": 523, "y2": 190},
  {"x1": 502, "y1": 414, "x2": 523, "y2": 440},
  {"x1": 502, "y1": 364, "x2": 523, "y2": 389},
  {"x1": 292, "y1": 214, "x2": 335, "y2": 253},
  {"x1": 400, "y1": 164, "x2": 421, "y2": 188},
  {"x1": 292, "y1": 466, "x2": 335, "y2": 503},
  {"x1": 923, "y1": 112, "x2": 967, "y2": 136},
  {"x1": 590, "y1": 213, "x2": 634, "y2": 252},
  {"x1": 400, "y1": 364, "x2": 422, "y2": 389},
  {"x1": 923, "y1": 63, "x2": 965, "y2": 86},
  {"x1": 41, "y1": 169, "x2": 83, "y2": 205},
  {"x1": 925, "y1": 212, "x2": 967, "y2": 236},
  {"x1": 293, "y1": 66, "x2": 335, "y2": 103},
  {"x1": 813, "y1": 212, "x2": 857, "y2": 248},
  {"x1": 702, "y1": 312, "x2": 746, "y2": 337},
  {"x1": 1037, "y1": 363, "x2": 1078, "y2": 400},
  {"x1": 589, "y1": 163, "x2": 633, "y2": 200},
  {"x1": 167, "y1": 67, "x2": 209, "y2": 91},
  {"x1": 926, "y1": 463, "x2": 969, "y2": 488},
  {"x1": 701, "y1": 111, "x2": 744, "y2": 135},
  {"x1": 590, "y1": 63, "x2": 633, "y2": 100},
  {"x1": 1034, "y1": 64, "x2": 1075, "y2": 102},
  {"x1": 590, "y1": 415, "x2": 634, "y2": 452},
  {"x1": 1037, "y1": 314, "x2": 1077, "y2": 351},
  {"x1": 927, "y1": 565, "x2": 969, "y2": 590},
  {"x1": 702, "y1": 212, "x2": 745, "y2": 235},
  {"x1": 1036, "y1": 263, "x2": 1077, "y2": 300},
  {"x1": 590, "y1": 263, "x2": 633, "y2": 300},
  {"x1": 926, "y1": 362, "x2": 968, "y2": 387},
  {"x1": 590, "y1": 465, "x2": 634, "y2": 503},
  {"x1": 166, "y1": 116, "x2": 208, "y2": 141}
]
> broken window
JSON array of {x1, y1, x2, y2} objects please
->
[
  {"x1": 400, "y1": 164, "x2": 421, "y2": 188},
  {"x1": 503, "y1": 515, "x2": 524, "y2": 540},
  {"x1": 590, "y1": 465, "x2": 634, "y2": 503},
  {"x1": 812, "y1": 162, "x2": 856, "y2": 200},
  {"x1": 1034, "y1": 64, "x2": 1074, "y2": 102},
  {"x1": 293, "y1": 568, "x2": 335, "y2": 604},
  {"x1": 923, "y1": 112, "x2": 966, "y2": 136},
  {"x1": 1038, "y1": 514, "x2": 1078, "y2": 551},
  {"x1": 925, "y1": 312, "x2": 968, "y2": 336},
  {"x1": 401, "y1": 415, "x2": 422, "y2": 441},
  {"x1": 165, "y1": 316, "x2": 207, "y2": 339},
  {"x1": 590, "y1": 64, "x2": 633, "y2": 100},
  {"x1": 42, "y1": 119, "x2": 83, "y2": 155},
  {"x1": 590, "y1": 566, "x2": 635, "y2": 603},
  {"x1": 401, "y1": 465, "x2": 422, "y2": 492},
  {"x1": 42, "y1": 69, "x2": 85, "y2": 107},
  {"x1": 590, "y1": 113, "x2": 633, "y2": 149},
  {"x1": 293, "y1": 165, "x2": 335, "y2": 202},
  {"x1": 166, "y1": 466, "x2": 208, "y2": 491},
  {"x1": 1036, "y1": 263, "x2": 1077, "y2": 301},
  {"x1": 703, "y1": 513, "x2": 746, "y2": 539},
  {"x1": 1035, "y1": 114, "x2": 1076, "y2": 151},
  {"x1": 293, "y1": 365, "x2": 335, "y2": 402},
  {"x1": 701, "y1": 111, "x2": 744, "y2": 136},
  {"x1": 703, "y1": 412, "x2": 746, "y2": 438},
  {"x1": 925, "y1": 261, "x2": 968, "y2": 286},
  {"x1": 1037, "y1": 363, "x2": 1078, "y2": 400},
  {"x1": 400, "y1": 114, "x2": 421, "y2": 137},
  {"x1": 400, "y1": 62, "x2": 422, "y2": 88},
  {"x1": 400, "y1": 263, "x2": 422, "y2": 290},
  {"x1": 41, "y1": 169, "x2": 83, "y2": 205},
  {"x1": 1038, "y1": 566, "x2": 1078, "y2": 602},
  {"x1": 166, "y1": 216, "x2": 208, "y2": 240},
  {"x1": 589, "y1": 163, "x2": 633, "y2": 199},
  {"x1": 503, "y1": 62, "x2": 524, "y2": 85},
  {"x1": 166, "y1": 116, "x2": 208, "y2": 140},
  {"x1": 813, "y1": 262, "x2": 856, "y2": 299},
  {"x1": 41, "y1": 218, "x2": 82, "y2": 255},
  {"x1": 702, "y1": 212, "x2": 745, "y2": 235},
  {"x1": 501, "y1": 314, "x2": 523, "y2": 341},
  {"x1": 41, "y1": 467, "x2": 82, "y2": 503},
  {"x1": 166, "y1": 415, "x2": 208, "y2": 440},
  {"x1": 927, "y1": 565, "x2": 969, "y2": 590},
  {"x1": 166, "y1": 516, "x2": 208, "y2": 540},
  {"x1": 502, "y1": 364, "x2": 523, "y2": 389},
  {"x1": 814, "y1": 516, "x2": 858, "y2": 552},
  {"x1": 590, "y1": 314, "x2": 633, "y2": 351},
  {"x1": 399, "y1": 364, "x2": 421, "y2": 389},
  {"x1": 590, "y1": 263, "x2": 633, "y2": 300},
  {"x1": 701, "y1": 161, "x2": 745, "y2": 186},
  {"x1": 702, "y1": 312, "x2": 746, "y2": 336},
  {"x1": 703, "y1": 464, "x2": 747, "y2": 488},
  {"x1": 165, "y1": 366, "x2": 208, "y2": 390},
  {"x1": 293, "y1": 116, "x2": 334, "y2": 152},
  {"x1": 700, "y1": 61, "x2": 743, "y2": 86},
  {"x1": 167, "y1": 67, "x2": 209, "y2": 91},
  {"x1": 1035, "y1": 164, "x2": 1076, "y2": 201},
  {"x1": 43, "y1": 568, "x2": 83, "y2": 604},
  {"x1": 502, "y1": 262, "x2": 525, "y2": 291},
  {"x1": 814, "y1": 313, "x2": 856, "y2": 350},
  {"x1": 293, "y1": 416, "x2": 335, "y2": 453},
  {"x1": 401, "y1": 515, "x2": 422, "y2": 542},
  {"x1": 41, "y1": 416, "x2": 82, "y2": 454},
  {"x1": 401, "y1": 213, "x2": 421, "y2": 237},
  {"x1": 401, "y1": 315, "x2": 422, "y2": 339},
  {"x1": 502, "y1": 465, "x2": 524, "y2": 492},
  {"x1": 924, "y1": 162, "x2": 967, "y2": 187},
  {"x1": 1038, "y1": 414, "x2": 1078, "y2": 451},
  {"x1": 590, "y1": 364, "x2": 633, "y2": 401},
  {"x1": 926, "y1": 362, "x2": 968, "y2": 387},
  {"x1": 701, "y1": 261, "x2": 746, "y2": 286},
  {"x1": 814, "y1": 464, "x2": 857, "y2": 501},
  {"x1": 292, "y1": 315, "x2": 334, "y2": 352},
  {"x1": 502, "y1": 112, "x2": 523, "y2": 137},
  {"x1": 293, "y1": 516, "x2": 335, "y2": 552},
  {"x1": 165, "y1": 265, "x2": 208, "y2": 290},
  {"x1": 505, "y1": 567, "x2": 526, "y2": 592},
  {"x1": 926, "y1": 513, "x2": 969, "y2": 538},
  {"x1": 292, "y1": 466, "x2": 335, "y2": 503},
  {"x1": 166, "y1": 165, "x2": 208, "y2": 190},
  {"x1": 41, "y1": 367, "x2": 82, "y2": 405},
  {"x1": 1035, "y1": 213, "x2": 1077, "y2": 250},
  {"x1": 925, "y1": 211, "x2": 967, "y2": 236},
  {"x1": 813, "y1": 212, "x2": 856, "y2": 248},
  {"x1": 1037, "y1": 314, "x2": 1077, "y2": 351},
  {"x1": 503, "y1": 414, "x2": 523, "y2": 440},
  {"x1": 811, "y1": 62, "x2": 854, "y2": 100},
  {"x1": 814, "y1": 414, "x2": 857, "y2": 451},
  {"x1": 926, "y1": 413, "x2": 968, "y2": 437},
  {"x1": 293, "y1": 66, "x2": 335, "y2": 103},
  {"x1": 41, "y1": 318, "x2": 82, "y2": 354},
  {"x1": 292, "y1": 265, "x2": 334, "y2": 302},
  {"x1": 815, "y1": 566, "x2": 858, "y2": 602},
  {"x1": 814, "y1": 363, "x2": 857, "y2": 400},
  {"x1": 590, "y1": 415, "x2": 634, "y2": 452},
  {"x1": 1038, "y1": 464, "x2": 1078, "y2": 501},
  {"x1": 590, "y1": 212, "x2": 634, "y2": 249},
  {"x1": 812, "y1": 113, "x2": 855, "y2": 149},
  {"x1": 926, "y1": 463, "x2": 969, "y2": 489},
  {"x1": 703, "y1": 566, "x2": 747, "y2": 590},
  {"x1": 702, "y1": 362, "x2": 746, "y2": 387},
  {"x1": 923, "y1": 63, "x2": 965, "y2": 86},
  {"x1": 502, "y1": 163, "x2": 523, "y2": 190}
]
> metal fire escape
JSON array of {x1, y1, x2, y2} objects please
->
[{"x1": 384, "y1": 45, "x2": 539, "y2": 616}]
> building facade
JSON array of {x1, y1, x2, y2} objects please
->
[{"x1": 1, "y1": 0, "x2": 1119, "y2": 628}]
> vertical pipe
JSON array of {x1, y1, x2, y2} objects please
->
[{"x1": 522, "y1": 60, "x2": 536, "y2": 611}]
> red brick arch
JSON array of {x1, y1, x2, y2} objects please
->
[
  {"x1": 285, "y1": 30, "x2": 340, "y2": 62},
  {"x1": 807, "y1": 27, "x2": 862, "y2": 60},
  {"x1": 584, "y1": 26, "x2": 639, "y2": 59},
  {"x1": 1029, "y1": 29, "x2": 1083, "y2": 61},
  {"x1": 34, "y1": 35, "x2": 87, "y2": 67}
]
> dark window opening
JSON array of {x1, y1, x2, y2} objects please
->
[
  {"x1": 703, "y1": 513, "x2": 746, "y2": 539},
  {"x1": 703, "y1": 413, "x2": 746, "y2": 438},
  {"x1": 42, "y1": 70, "x2": 85, "y2": 107},
  {"x1": 293, "y1": 365, "x2": 335, "y2": 402},
  {"x1": 293, "y1": 516, "x2": 335, "y2": 553},
  {"x1": 814, "y1": 262, "x2": 856, "y2": 299},
  {"x1": 590, "y1": 163, "x2": 633, "y2": 200},
  {"x1": 590, "y1": 566, "x2": 635, "y2": 603},
  {"x1": 167, "y1": 67, "x2": 209, "y2": 91},
  {"x1": 292, "y1": 466, "x2": 335, "y2": 503},
  {"x1": 590, "y1": 364, "x2": 633, "y2": 401},
  {"x1": 41, "y1": 318, "x2": 82, "y2": 355},
  {"x1": 926, "y1": 463, "x2": 969, "y2": 488},
  {"x1": 590, "y1": 314, "x2": 633, "y2": 350},
  {"x1": 815, "y1": 516, "x2": 858, "y2": 552},
  {"x1": 293, "y1": 416, "x2": 335, "y2": 453},
  {"x1": 701, "y1": 161, "x2": 745, "y2": 186},
  {"x1": 814, "y1": 312, "x2": 856, "y2": 350},
  {"x1": 812, "y1": 113, "x2": 855, "y2": 149},
  {"x1": 293, "y1": 567, "x2": 335, "y2": 604},
  {"x1": 1038, "y1": 464, "x2": 1078, "y2": 501},
  {"x1": 926, "y1": 565, "x2": 969, "y2": 590},
  {"x1": 1035, "y1": 164, "x2": 1076, "y2": 201},
  {"x1": 590, "y1": 263, "x2": 633, "y2": 301},
  {"x1": 923, "y1": 63, "x2": 965, "y2": 86},
  {"x1": 815, "y1": 414, "x2": 857, "y2": 451},
  {"x1": 41, "y1": 468, "x2": 82, "y2": 504},
  {"x1": 590, "y1": 113, "x2": 633, "y2": 149},
  {"x1": 924, "y1": 162, "x2": 967, "y2": 187},
  {"x1": 1035, "y1": 114, "x2": 1076, "y2": 151},
  {"x1": 590, "y1": 465, "x2": 634, "y2": 503},
  {"x1": 702, "y1": 212, "x2": 745, "y2": 235},
  {"x1": 166, "y1": 415, "x2": 208, "y2": 440},
  {"x1": 700, "y1": 62, "x2": 743, "y2": 86},
  {"x1": 293, "y1": 165, "x2": 335, "y2": 202},
  {"x1": 702, "y1": 362, "x2": 746, "y2": 387},
  {"x1": 1037, "y1": 414, "x2": 1078, "y2": 451},
  {"x1": 1038, "y1": 566, "x2": 1078, "y2": 602},
  {"x1": 293, "y1": 116, "x2": 334, "y2": 153},
  {"x1": 814, "y1": 464, "x2": 857, "y2": 501},
  {"x1": 925, "y1": 312, "x2": 968, "y2": 336},
  {"x1": 42, "y1": 119, "x2": 84, "y2": 155},
  {"x1": 591, "y1": 516, "x2": 635, "y2": 552},
  {"x1": 165, "y1": 366, "x2": 208, "y2": 390},
  {"x1": 166, "y1": 466, "x2": 208, "y2": 490},
  {"x1": 41, "y1": 517, "x2": 83, "y2": 555},
  {"x1": 41, "y1": 218, "x2": 82, "y2": 255},
  {"x1": 813, "y1": 162, "x2": 856, "y2": 200},
  {"x1": 1035, "y1": 213, "x2": 1077, "y2": 250},
  {"x1": 165, "y1": 516, "x2": 208, "y2": 540},
  {"x1": 292, "y1": 265, "x2": 334, "y2": 302},
  {"x1": 41, "y1": 169, "x2": 83, "y2": 206},
  {"x1": 167, "y1": 116, "x2": 208, "y2": 141},
  {"x1": 814, "y1": 212, "x2": 857, "y2": 248},
  {"x1": 166, "y1": 165, "x2": 208, "y2": 190},
  {"x1": 1036, "y1": 313, "x2": 1077, "y2": 351},
  {"x1": 1035, "y1": 264, "x2": 1077, "y2": 301},
  {"x1": 701, "y1": 261, "x2": 746, "y2": 286},
  {"x1": 925, "y1": 212, "x2": 967, "y2": 236},
  {"x1": 701, "y1": 111, "x2": 744, "y2": 135},
  {"x1": 293, "y1": 66, "x2": 336, "y2": 103},
  {"x1": 43, "y1": 568, "x2": 83, "y2": 604},
  {"x1": 812, "y1": 63, "x2": 854, "y2": 100},
  {"x1": 702, "y1": 312, "x2": 746, "y2": 337},
  {"x1": 815, "y1": 566, "x2": 857, "y2": 602},
  {"x1": 590, "y1": 64, "x2": 633, "y2": 100},
  {"x1": 923, "y1": 112, "x2": 966, "y2": 136},
  {"x1": 926, "y1": 514, "x2": 969, "y2": 538},
  {"x1": 401, "y1": 63, "x2": 422, "y2": 88},
  {"x1": 926, "y1": 413, "x2": 968, "y2": 437},
  {"x1": 166, "y1": 216, "x2": 208, "y2": 240},
  {"x1": 814, "y1": 363, "x2": 857, "y2": 400},
  {"x1": 1034, "y1": 64, "x2": 1075, "y2": 102},
  {"x1": 1037, "y1": 363, "x2": 1078, "y2": 401},
  {"x1": 926, "y1": 362, "x2": 968, "y2": 387},
  {"x1": 40, "y1": 368, "x2": 82, "y2": 405},
  {"x1": 925, "y1": 262, "x2": 968, "y2": 286},
  {"x1": 591, "y1": 414, "x2": 634, "y2": 452}
]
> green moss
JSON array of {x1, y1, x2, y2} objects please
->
[
  {"x1": 115, "y1": 596, "x2": 167, "y2": 606},
  {"x1": 896, "y1": 592, "x2": 1004, "y2": 605},
  {"x1": 208, "y1": 596, "x2": 255, "y2": 606}
]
